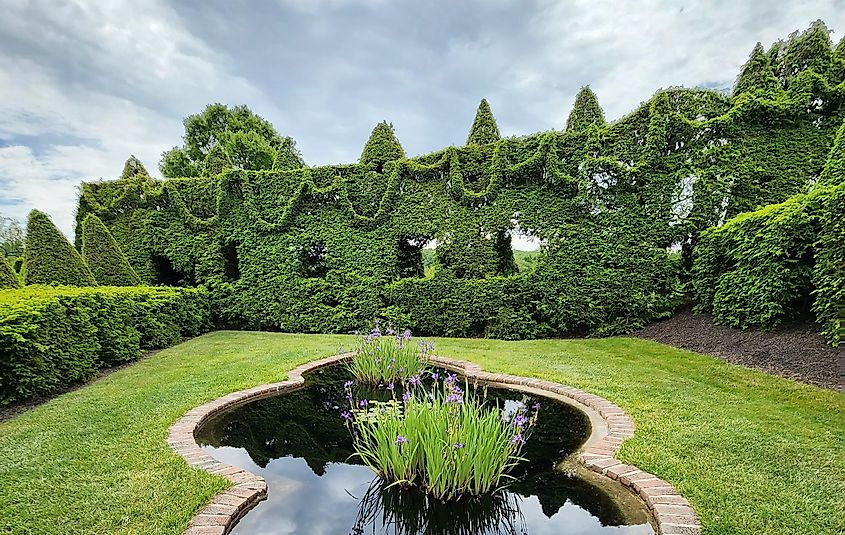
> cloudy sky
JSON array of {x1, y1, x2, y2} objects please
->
[{"x1": 1, "y1": 0, "x2": 843, "y2": 238}]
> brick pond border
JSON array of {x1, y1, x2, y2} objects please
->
[{"x1": 168, "y1": 354, "x2": 701, "y2": 535}]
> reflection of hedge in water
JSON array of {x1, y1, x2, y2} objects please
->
[{"x1": 76, "y1": 23, "x2": 845, "y2": 340}]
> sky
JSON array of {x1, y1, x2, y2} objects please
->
[{"x1": 1, "y1": 0, "x2": 843, "y2": 242}]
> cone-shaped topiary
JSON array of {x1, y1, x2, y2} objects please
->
[
  {"x1": 831, "y1": 35, "x2": 845, "y2": 85},
  {"x1": 779, "y1": 20, "x2": 833, "y2": 81},
  {"x1": 120, "y1": 155, "x2": 150, "y2": 180},
  {"x1": 566, "y1": 86, "x2": 606, "y2": 133},
  {"x1": 360, "y1": 121, "x2": 405, "y2": 171},
  {"x1": 203, "y1": 143, "x2": 233, "y2": 176},
  {"x1": 81, "y1": 214, "x2": 142, "y2": 286},
  {"x1": 0, "y1": 256, "x2": 19, "y2": 289},
  {"x1": 24, "y1": 210, "x2": 96, "y2": 287},
  {"x1": 819, "y1": 121, "x2": 845, "y2": 185},
  {"x1": 734, "y1": 43, "x2": 781, "y2": 96},
  {"x1": 466, "y1": 99, "x2": 501, "y2": 145}
]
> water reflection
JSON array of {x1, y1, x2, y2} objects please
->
[{"x1": 195, "y1": 366, "x2": 654, "y2": 535}]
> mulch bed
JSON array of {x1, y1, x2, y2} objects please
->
[{"x1": 634, "y1": 310, "x2": 842, "y2": 391}]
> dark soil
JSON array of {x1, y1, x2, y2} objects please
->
[
  {"x1": 0, "y1": 350, "x2": 160, "y2": 423},
  {"x1": 634, "y1": 310, "x2": 843, "y2": 391}
]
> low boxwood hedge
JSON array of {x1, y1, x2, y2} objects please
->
[{"x1": 0, "y1": 285, "x2": 210, "y2": 404}]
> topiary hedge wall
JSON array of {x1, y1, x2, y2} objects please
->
[
  {"x1": 0, "y1": 285, "x2": 210, "y2": 404},
  {"x1": 75, "y1": 24, "x2": 844, "y2": 341}
]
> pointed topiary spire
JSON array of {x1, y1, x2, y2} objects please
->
[
  {"x1": 0, "y1": 256, "x2": 20, "y2": 289},
  {"x1": 819, "y1": 121, "x2": 845, "y2": 185},
  {"x1": 831, "y1": 35, "x2": 845, "y2": 85},
  {"x1": 466, "y1": 99, "x2": 501, "y2": 145},
  {"x1": 203, "y1": 143, "x2": 233, "y2": 176},
  {"x1": 81, "y1": 214, "x2": 141, "y2": 286},
  {"x1": 780, "y1": 19, "x2": 833, "y2": 80},
  {"x1": 360, "y1": 121, "x2": 405, "y2": 171},
  {"x1": 24, "y1": 210, "x2": 96, "y2": 286},
  {"x1": 734, "y1": 42, "x2": 781, "y2": 96},
  {"x1": 120, "y1": 155, "x2": 150, "y2": 180},
  {"x1": 566, "y1": 86, "x2": 606, "y2": 133}
]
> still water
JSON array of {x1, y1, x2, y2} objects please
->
[{"x1": 195, "y1": 366, "x2": 654, "y2": 535}]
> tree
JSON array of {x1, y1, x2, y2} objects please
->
[
  {"x1": 120, "y1": 155, "x2": 150, "y2": 180},
  {"x1": 81, "y1": 214, "x2": 142, "y2": 286},
  {"x1": 566, "y1": 86, "x2": 606, "y2": 133},
  {"x1": 0, "y1": 256, "x2": 19, "y2": 289},
  {"x1": 24, "y1": 210, "x2": 96, "y2": 286},
  {"x1": 831, "y1": 35, "x2": 845, "y2": 85},
  {"x1": 466, "y1": 99, "x2": 501, "y2": 145},
  {"x1": 734, "y1": 43, "x2": 781, "y2": 96},
  {"x1": 360, "y1": 121, "x2": 405, "y2": 171},
  {"x1": 159, "y1": 103, "x2": 304, "y2": 178},
  {"x1": 820, "y1": 121, "x2": 845, "y2": 185},
  {"x1": 0, "y1": 215, "x2": 24, "y2": 258}
]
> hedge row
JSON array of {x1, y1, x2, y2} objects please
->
[
  {"x1": 692, "y1": 181, "x2": 844, "y2": 345},
  {"x1": 0, "y1": 285, "x2": 210, "y2": 404}
]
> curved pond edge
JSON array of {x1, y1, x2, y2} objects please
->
[{"x1": 168, "y1": 354, "x2": 701, "y2": 535}]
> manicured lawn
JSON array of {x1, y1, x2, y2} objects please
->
[{"x1": 0, "y1": 332, "x2": 842, "y2": 534}]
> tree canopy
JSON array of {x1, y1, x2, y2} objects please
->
[
  {"x1": 159, "y1": 104, "x2": 304, "y2": 178},
  {"x1": 360, "y1": 121, "x2": 405, "y2": 171}
]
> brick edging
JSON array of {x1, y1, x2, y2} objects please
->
[{"x1": 168, "y1": 354, "x2": 701, "y2": 535}]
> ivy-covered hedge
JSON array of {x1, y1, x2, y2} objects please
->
[
  {"x1": 73, "y1": 23, "x2": 844, "y2": 342},
  {"x1": 0, "y1": 286, "x2": 210, "y2": 404},
  {"x1": 692, "y1": 181, "x2": 844, "y2": 344}
]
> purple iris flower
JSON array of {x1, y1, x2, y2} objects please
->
[
  {"x1": 341, "y1": 411, "x2": 352, "y2": 421},
  {"x1": 511, "y1": 434, "x2": 525, "y2": 445},
  {"x1": 359, "y1": 400, "x2": 368, "y2": 408},
  {"x1": 402, "y1": 391, "x2": 412, "y2": 402},
  {"x1": 395, "y1": 435, "x2": 408, "y2": 445},
  {"x1": 453, "y1": 442, "x2": 464, "y2": 449}
]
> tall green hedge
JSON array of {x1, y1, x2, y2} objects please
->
[
  {"x1": 0, "y1": 285, "x2": 210, "y2": 404},
  {"x1": 25, "y1": 210, "x2": 96, "y2": 287},
  {"x1": 0, "y1": 257, "x2": 19, "y2": 289},
  {"x1": 692, "y1": 181, "x2": 844, "y2": 344},
  {"x1": 81, "y1": 214, "x2": 142, "y2": 286},
  {"x1": 73, "y1": 23, "x2": 843, "y2": 342}
]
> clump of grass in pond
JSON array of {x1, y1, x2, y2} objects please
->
[
  {"x1": 347, "y1": 321, "x2": 432, "y2": 384},
  {"x1": 342, "y1": 372, "x2": 539, "y2": 501}
]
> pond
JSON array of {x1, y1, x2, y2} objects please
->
[{"x1": 195, "y1": 365, "x2": 654, "y2": 535}]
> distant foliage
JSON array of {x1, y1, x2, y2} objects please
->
[
  {"x1": 565, "y1": 86, "x2": 605, "y2": 133},
  {"x1": 0, "y1": 257, "x2": 19, "y2": 289},
  {"x1": 360, "y1": 121, "x2": 406, "y2": 171},
  {"x1": 466, "y1": 99, "x2": 501, "y2": 145},
  {"x1": 0, "y1": 286, "x2": 210, "y2": 404},
  {"x1": 0, "y1": 215, "x2": 24, "y2": 259},
  {"x1": 81, "y1": 214, "x2": 142, "y2": 286},
  {"x1": 25, "y1": 210, "x2": 96, "y2": 287},
  {"x1": 75, "y1": 22, "x2": 844, "y2": 343},
  {"x1": 160, "y1": 103, "x2": 304, "y2": 178}
]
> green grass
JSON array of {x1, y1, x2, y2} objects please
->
[{"x1": 0, "y1": 332, "x2": 843, "y2": 534}]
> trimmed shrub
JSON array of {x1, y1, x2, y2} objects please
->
[
  {"x1": 693, "y1": 182, "x2": 844, "y2": 342},
  {"x1": 0, "y1": 285, "x2": 210, "y2": 404},
  {"x1": 360, "y1": 121, "x2": 405, "y2": 171},
  {"x1": 466, "y1": 99, "x2": 500, "y2": 145},
  {"x1": 81, "y1": 214, "x2": 142, "y2": 286},
  {"x1": 565, "y1": 86, "x2": 606, "y2": 133},
  {"x1": 0, "y1": 257, "x2": 19, "y2": 289},
  {"x1": 25, "y1": 210, "x2": 96, "y2": 287}
]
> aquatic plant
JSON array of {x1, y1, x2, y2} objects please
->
[
  {"x1": 343, "y1": 371, "x2": 539, "y2": 500},
  {"x1": 347, "y1": 321, "x2": 432, "y2": 384}
]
